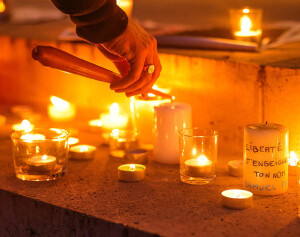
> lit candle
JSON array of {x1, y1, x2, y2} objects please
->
[
  {"x1": 68, "y1": 137, "x2": 79, "y2": 146},
  {"x1": 21, "y1": 133, "x2": 46, "y2": 142},
  {"x1": 48, "y1": 96, "x2": 76, "y2": 122},
  {"x1": 109, "y1": 129, "x2": 138, "y2": 158},
  {"x1": 244, "y1": 123, "x2": 288, "y2": 195},
  {"x1": 117, "y1": 0, "x2": 133, "y2": 17},
  {"x1": 12, "y1": 119, "x2": 34, "y2": 132},
  {"x1": 288, "y1": 151, "x2": 298, "y2": 176},
  {"x1": 234, "y1": 14, "x2": 261, "y2": 37},
  {"x1": 87, "y1": 119, "x2": 103, "y2": 133},
  {"x1": 131, "y1": 92, "x2": 171, "y2": 150},
  {"x1": 69, "y1": 145, "x2": 96, "y2": 160},
  {"x1": 228, "y1": 160, "x2": 243, "y2": 177},
  {"x1": 221, "y1": 189, "x2": 253, "y2": 209},
  {"x1": 184, "y1": 155, "x2": 213, "y2": 177},
  {"x1": 101, "y1": 103, "x2": 129, "y2": 131},
  {"x1": 26, "y1": 155, "x2": 56, "y2": 172},
  {"x1": 118, "y1": 164, "x2": 146, "y2": 182},
  {"x1": 0, "y1": 114, "x2": 6, "y2": 126}
]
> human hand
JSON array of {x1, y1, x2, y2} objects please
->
[{"x1": 98, "y1": 19, "x2": 161, "y2": 97}]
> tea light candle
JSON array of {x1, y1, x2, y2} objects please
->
[
  {"x1": 0, "y1": 114, "x2": 6, "y2": 126},
  {"x1": 234, "y1": 14, "x2": 262, "y2": 37},
  {"x1": 21, "y1": 133, "x2": 46, "y2": 142},
  {"x1": 221, "y1": 189, "x2": 253, "y2": 209},
  {"x1": 101, "y1": 103, "x2": 129, "y2": 130},
  {"x1": 70, "y1": 145, "x2": 96, "y2": 160},
  {"x1": 244, "y1": 123, "x2": 288, "y2": 195},
  {"x1": 26, "y1": 155, "x2": 56, "y2": 172},
  {"x1": 68, "y1": 137, "x2": 79, "y2": 146},
  {"x1": 185, "y1": 155, "x2": 212, "y2": 177},
  {"x1": 228, "y1": 160, "x2": 243, "y2": 177},
  {"x1": 48, "y1": 96, "x2": 76, "y2": 122},
  {"x1": 288, "y1": 151, "x2": 298, "y2": 176},
  {"x1": 12, "y1": 119, "x2": 34, "y2": 132},
  {"x1": 118, "y1": 164, "x2": 146, "y2": 182},
  {"x1": 88, "y1": 119, "x2": 103, "y2": 132}
]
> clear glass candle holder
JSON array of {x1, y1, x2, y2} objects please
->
[
  {"x1": 130, "y1": 94, "x2": 171, "y2": 150},
  {"x1": 109, "y1": 129, "x2": 138, "y2": 158},
  {"x1": 11, "y1": 128, "x2": 69, "y2": 181},
  {"x1": 178, "y1": 128, "x2": 218, "y2": 185},
  {"x1": 229, "y1": 8, "x2": 262, "y2": 43}
]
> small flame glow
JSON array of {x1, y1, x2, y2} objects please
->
[
  {"x1": 197, "y1": 155, "x2": 210, "y2": 165},
  {"x1": 41, "y1": 155, "x2": 48, "y2": 160},
  {"x1": 110, "y1": 103, "x2": 120, "y2": 116},
  {"x1": 241, "y1": 16, "x2": 252, "y2": 32},
  {"x1": 129, "y1": 164, "x2": 135, "y2": 170},
  {"x1": 0, "y1": 1, "x2": 6, "y2": 13},
  {"x1": 112, "y1": 129, "x2": 119, "y2": 137},
  {"x1": 20, "y1": 119, "x2": 32, "y2": 130},
  {"x1": 68, "y1": 137, "x2": 79, "y2": 145},
  {"x1": 192, "y1": 148, "x2": 197, "y2": 156},
  {"x1": 80, "y1": 146, "x2": 89, "y2": 152},
  {"x1": 242, "y1": 8, "x2": 250, "y2": 14},
  {"x1": 289, "y1": 151, "x2": 298, "y2": 166},
  {"x1": 21, "y1": 134, "x2": 45, "y2": 141},
  {"x1": 50, "y1": 96, "x2": 70, "y2": 110}
]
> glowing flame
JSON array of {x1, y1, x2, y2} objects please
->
[
  {"x1": 129, "y1": 164, "x2": 135, "y2": 170},
  {"x1": 0, "y1": 0, "x2": 6, "y2": 13},
  {"x1": 110, "y1": 103, "x2": 120, "y2": 116},
  {"x1": 197, "y1": 155, "x2": 210, "y2": 166},
  {"x1": 242, "y1": 8, "x2": 250, "y2": 14},
  {"x1": 241, "y1": 16, "x2": 252, "y2": 32},
  {"x1": 68, "y1": 137, "x2": 79, "y2": 145},
  {"x1": 88, "y1": 119, "x2": 103, "y2": 127},
  {"x1": 80, "y1": 146, "x2": 89, "y2": 152},
  {"x1": 21, "y1": 134, "x2": 45, "y2": 141},
  {"x1": 41, "y1": 155, "x2": 48, "y2": 160},
  {"x1": 289, "y1": 151, "x2": 298, "y2": 166},
  {"x1": 112, "y1": 129, "x2": 119, "y2": 137},
  {"x1": 192, "y1": 148, "x2": 197, "y2": 156},
  {"x1": 50, "y1": 96, "x2": 70, "y2": 110}
]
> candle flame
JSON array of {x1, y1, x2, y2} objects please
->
[
  {"x1": 112, "y1": 129, "x2": 119, "y2": 137},
  {"x1": 41, "y1": 155, "x2": 48, "y2": 160},
  {"x1": 233, "y1": 190, "x2": 242, "y2": 198},
  {"x1": 0, "y1": 0, "x2": 5, "y2": 13},
  {"x1": 50, "y1": 96, "x2": 70, "y2": 110},
  {"x1": 80, "y1": 146, "x2": 89, "y2": 152},
  {"x1": 241, "y1": 16, "x2": 252, "y2": 32},
  {"x1": 289, "y1": 151, "x2": 298, "y2": 166},
  {"x1": 20, "y1": 119, "x2": 32, "y2": 131},
  {"x1": 110, "y1": 103, "x2": 120, "y2": 116},
  {"x1": 197, "y1": 155, "x2": 209, "y2": 165},
  {"x1": 192, "y1": 148, "x2": 197, "y2": 156},
  {"x1": 88, "y1": 119, "x2": 103, "y2": 127},
  {"x1": 130, "y1": 164, "x2": 135, "y2": 170},
  {"x1": 242, "y1": 8, "x2": 250, "y2": 14},
  {"x1": 21, "y1": 134, "x2": 45, "y2": 141}
]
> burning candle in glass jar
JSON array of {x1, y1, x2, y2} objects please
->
[
  {"x1": 221, "y1": 189, "x2": 253, "y2": 209},
  {"x1": 118, "y1": 164, "x2": 146, "y2": 182},
  {"x1": 288, "y1": 151, "x2": 298, "y2": 176},
  {"x1": 48, "y1": 96, "x2": 76, "y2": 122},
  {"x1": 12, "y1": 119, "x2": 34, "y2": 132},
  {"x1": 101, "y1": 103, "x2": 129, "y2": 131},
  {"x1": 184, "y1": 154, "x2": 212, "y2": 177},
  {"x1": 26, "y1": 154, "x2": 57, "y2": 172}
]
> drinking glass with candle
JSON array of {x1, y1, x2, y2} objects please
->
[
  {"x1": 178, "y1": 128, "x2": 218, "y2": 185},
  {"x1": 11, "y1": 128, "x2": 69, "y2": 181},
  {"x1": 131, "y1": 93, "x2": 171, "y2": 150},
  {"x1": 229, "y1": 8, "x2": 262, "y2": 43}
]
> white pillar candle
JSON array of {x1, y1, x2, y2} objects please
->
[
  {"x1": 221, "y1": 189, "x2": 253, "y2": 209},
  {"x1": 154, "y1": 102, "x2": 191, "y2": 164},
  {"x1": 69, "y1": 145, "x2": 96, "y2": 160},
  {"x1": 244, "y1": 123, "x2": 288, "y2": 195},
  {"x1": 118, "y1": 164, "x2": 146, "y2": 182}
]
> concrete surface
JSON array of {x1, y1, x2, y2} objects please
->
[{"x1": 0, "y1": 128, "x2": 299, "y2": 236}]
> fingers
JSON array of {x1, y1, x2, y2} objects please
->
[{"x1": 110, "y1": 54, "x2": 146, "y2": 90}]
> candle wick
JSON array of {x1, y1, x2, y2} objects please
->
[{"x1": 265, "y1": 121, "x2": 268, "y2": 125}]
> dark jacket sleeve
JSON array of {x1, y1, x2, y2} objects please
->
[{"x1": 51, "y1": 0, "x2": 128, "y2": 44}]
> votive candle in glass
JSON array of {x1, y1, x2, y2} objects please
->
[
  {"x1": 178, "y1": 128, "x2": 218, "y2": 185},
  {"x1": 11, "y1": 128, "x2": 69, "y2": 181}
]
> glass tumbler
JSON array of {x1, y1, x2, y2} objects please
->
[
  {"x1": 11, "y1": 128, "x2": 69, "y2": 181},
  {"x1": 178, "y1": 128, "x2": 218, "y2": 185}
]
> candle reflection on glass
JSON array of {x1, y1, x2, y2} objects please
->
[{"x1": 289, "y1": 151, "x2": 298, "y2": 176}]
